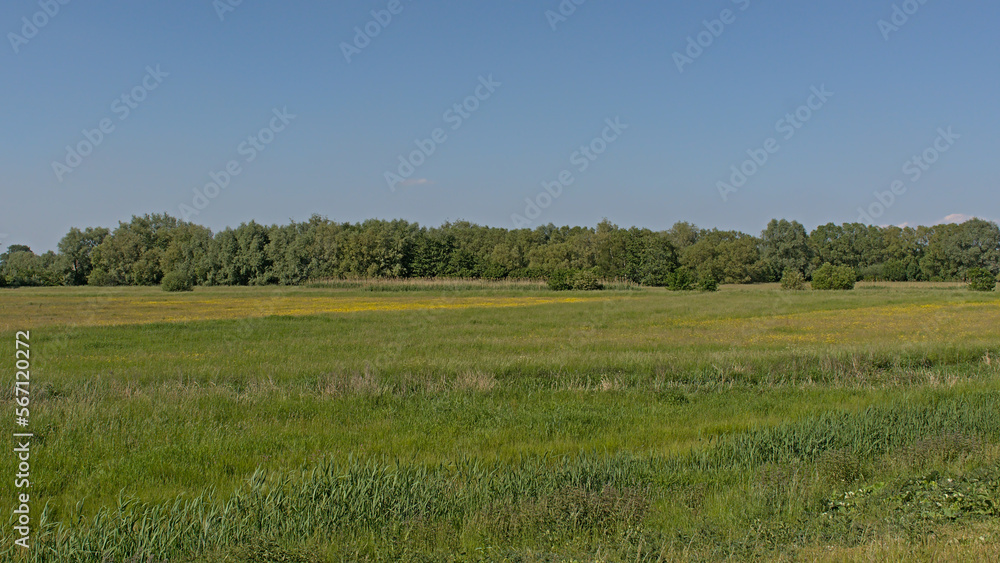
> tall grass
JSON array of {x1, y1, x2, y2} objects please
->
[
  {"x1": 2, "y1": 286, "x2": 999, "y2": 560},
  {"x1": 5, "y1": 393, "x2": 998, "y2": 561}
]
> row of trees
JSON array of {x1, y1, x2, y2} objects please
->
[{"x1": 2, "y1": 215, "x2": 999, "y2": 288}]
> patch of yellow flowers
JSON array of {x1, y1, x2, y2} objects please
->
[
  {"x1": 2, "y1": 294, "x2": 594, "y2": 330},
  {"x1": 672, "y1": 302, "x2": 1000, "y2": 347}
]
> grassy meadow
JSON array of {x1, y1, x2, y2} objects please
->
[{"x1": 1, "y1": 282, "x2": 999, "y2": 561}]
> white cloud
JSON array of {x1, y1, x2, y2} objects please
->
[{"x1": 939, "y1": 213, "x2": 974, "y2": 224}]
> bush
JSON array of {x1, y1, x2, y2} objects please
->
[
  {"x1": 666, "y1": 267, "x2": 695, "y2": 291},
  {"x1": 161, "y1": 271, "x2": 194, "y2": 292},
  {"x1": 571, "y1": 270, "x2": 603, "y2": 291},
  {"x1": 966, "y1": 268, "x2": 997, "y2": 292},
  {"x1": 546, "y1": 270, "x2": 574, "y2": 291},
  {"x1": 811, "y1": 263, "x2": 856, "y2": 290},
  {"x1": 780, "y1": 269, "x2": 806, "y2": 290},
  {"x1": 547, "y1": 270, "x2": 604, "y2": 291},
  {"x1": 697, "y1": 273, "x2": 719, "y2": 292}
]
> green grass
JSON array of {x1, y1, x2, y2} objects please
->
[{"x1": 1, "y1": 283, "x2": 998, "y2": 561}]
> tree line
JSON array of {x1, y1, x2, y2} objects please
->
[{"x1": 1, "y1": 214, "x2": 998, "y2": 288}]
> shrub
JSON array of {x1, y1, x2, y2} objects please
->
[
  {"x1": 666, "y1": 267, "x2": 695, "y2": 291},
  {"x1": 780, "y1": 269, "x2": 806, "y2": 290},
  {"x1": 811, "y1": 263, "x2": 856, "y2": 290},
  {"x1": 697, "y1": 273, "x2": 719, "y2": 292},
  {"x1": 547, "y1": 270, "x2": 604, "y2": 291},
  {"x1": 571, "y1": 270, "x2": 603, "y2": 291},
  {"x1": 966, "y1": 268, "x2": 996, "y2": 292},
  {"x1": 161, "y1": 271, "x2": 194, "y2": 292},
  {"x1": 546, "y1": 270, "x2": 575, "y2": 291}
]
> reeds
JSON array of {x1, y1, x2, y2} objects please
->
[{"x1": 6, "y1": 394, "x2": 997, "y2": 561}]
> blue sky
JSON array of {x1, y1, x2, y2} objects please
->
[{"x1": 2, "y1": 0, "x2": 997, "y2": 251}]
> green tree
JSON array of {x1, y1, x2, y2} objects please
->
[
  {"x1": 265, "y1": 222, "x2": 319, "y2": 285},
  {"x1": 666, "y1": 221, "x2": 702, "y2": 253},
  {"x1": 0, "y1": 246, "x2": 61, "y2": 287},
  {"x1": 57, "y1": 227, "x2": 109, "y2": 285},
  {"x1": 682, "y1": 230, "x2": 765, "y2": 284},
  {"x1": 881, "y1": 225, "x2": 922, "y2": 281},
  {"x1": 207, "y1": 221, "x2": 273, "y2": 285},
  {"x1": 593, "y1": 219, "x2": 627, "y2": 279},
  {"x1": 161, "y1": 223, "x2": 213, "y2": 285},
  {"x1": 90, "y1": 214, "x2": 183, "y2": 285},
  {"x1": 410, "y1": 227, "x2": 454, "y2": 278},
  {"x1": 809, "y1": 223, "x2": 895, "y2": 280},
  {"x1": 27, "y1": 215, "x2": 998, "y2": 288},
  {"x1": 620, "y1": 228, "x2": 678, "y2": 286},
  {"x1": 920, "y1": 219, "x2": 1000, "y2": 280},
  {"x1": 760, "y1": 219, "x2": 812, "y2": 280},
  {"x1": 339, "y1": 220, "x2": 416, "y2": 278}
]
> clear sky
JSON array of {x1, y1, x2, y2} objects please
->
[{"x1": 2, "y1": 0, "x2": 997, "y2": 251}]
